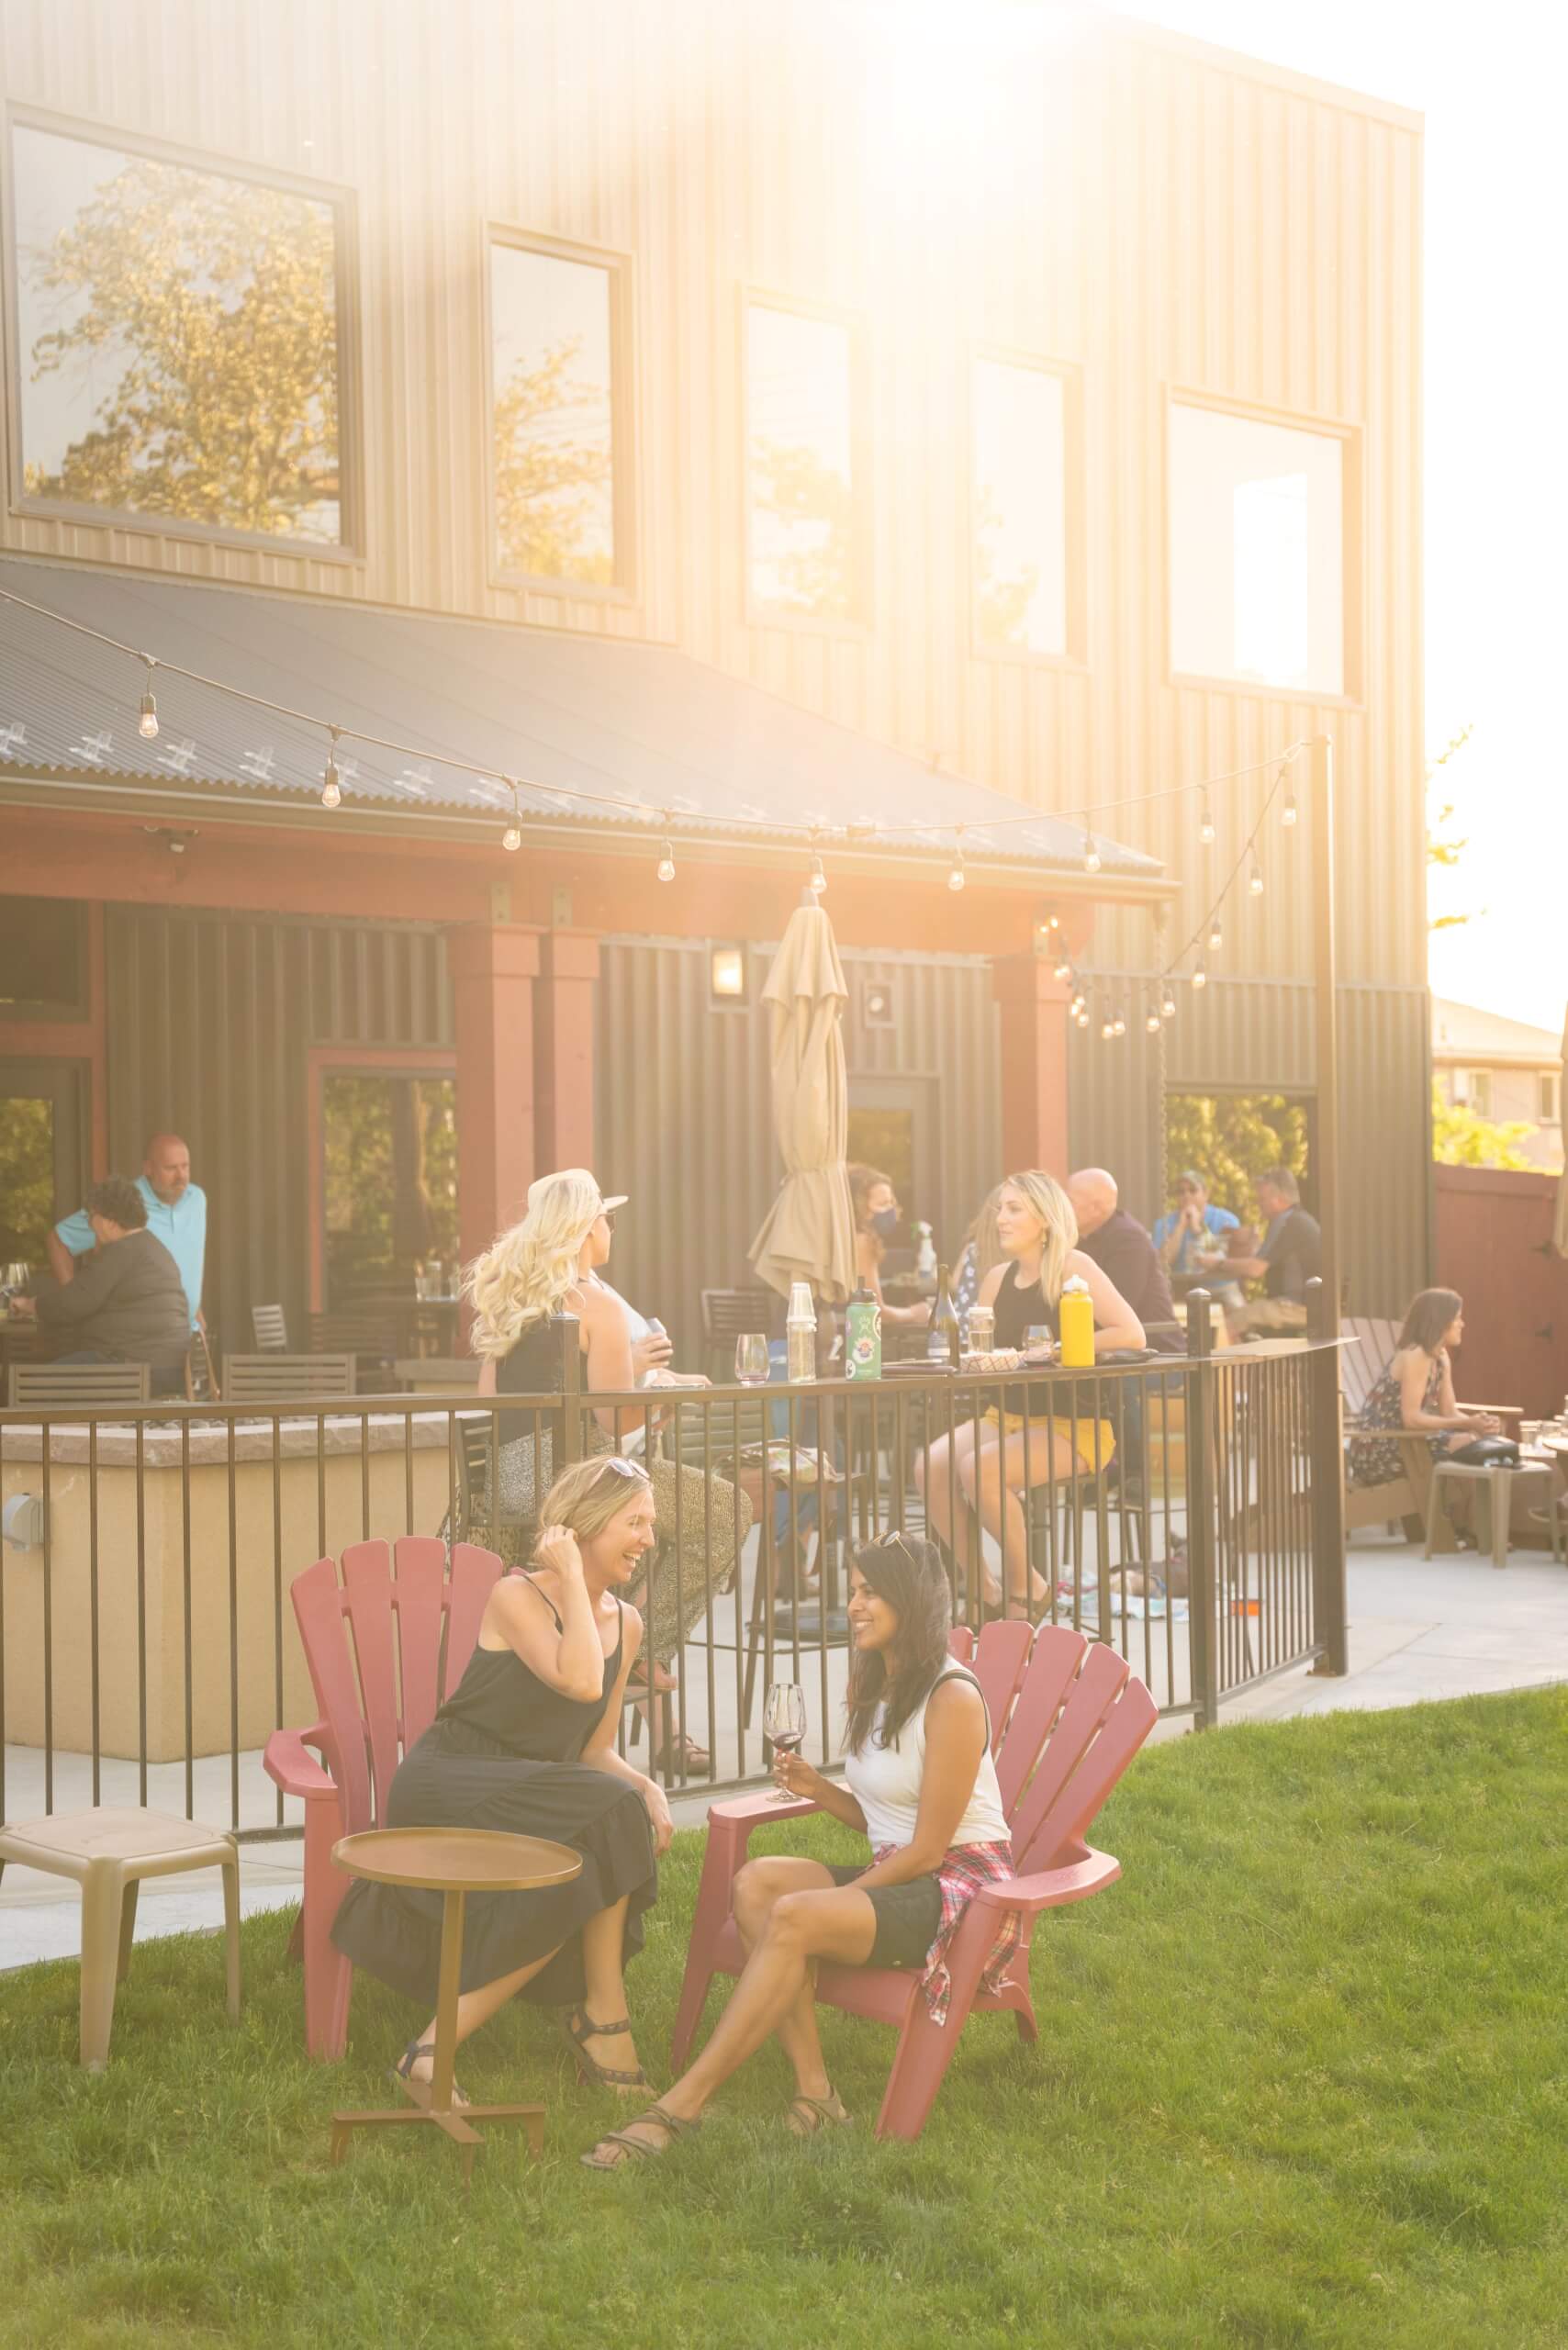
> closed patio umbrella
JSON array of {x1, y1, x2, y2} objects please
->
[
  {"x1": 748, "y1": 900, "x2": 857, "y2": 1304},
  {"x1": 1553, "y1": 1003, "x2": 1568, "y2": 1258}
]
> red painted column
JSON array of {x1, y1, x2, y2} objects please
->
[
  {"x1": 991, "y1": 956, "x2": 1072, "y2": 1177},
  {"x1": 535, "y1": 930, "x2": 601, "y2": 1174},
  {"x1": 444, "y1": 924, "x2": 542, "y2": 1264}
]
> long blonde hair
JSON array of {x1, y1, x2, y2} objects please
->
[
  {"x1": 1002, "y1": 1169, "x2": 1077, "y2": 1310},
  {"x1": 532, "y1": 1454, "x2": 653, "y2": 1550},
  {"x1": 465, "y1": 1169, "x2": 601, "y2": 1360},
  {"x1": 965, "y1": 1183, "x2": 1006, "y2": 1287}
]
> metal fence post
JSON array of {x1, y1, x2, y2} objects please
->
[
  {"x1": 557, "y1": 1310, "x2": 583, "y2": 1464},
  {"x1": 1183, "y1": 1290, "x2": 1220, "y2": 1729},
  {"x1": 1305, "y1": 1276, "x2": 1349, "y2": 1674}
]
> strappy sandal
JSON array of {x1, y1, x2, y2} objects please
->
[
  {"x1": 786, "y1": 2087, "x2": 850, "y2": 2138},
  {"x1": 559, "y1": 2005, "x2": 649, "y2": 2091},
  {"x1": 390, "y1": 2038, "x2": 469, "y2": 2109},
  {"x1": 651, "y1": 1729, "x2": 711, "y2": 1776},
  {"x1": 579, "y1": 2102, "x2": 701, "y2": 2170}
]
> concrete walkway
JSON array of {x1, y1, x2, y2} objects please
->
[{"x1": 5, "y1": 1530, "x2": 1564, "y2": 1972}]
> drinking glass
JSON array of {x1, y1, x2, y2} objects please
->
[
  {"x1": 1024, "y1": 1324, "x2": 1054, "y2": 1358},
  {"x1": 735, "y1": 1333, "x2": 769, "y2": 1386},
  {"x1": 763, "y1": 1682, "x2": 807, "y2": 1800}
]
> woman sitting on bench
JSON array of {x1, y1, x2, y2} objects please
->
[{"x1": 1349, "y1": 1287, "x2": 1500, "y2": 1489}]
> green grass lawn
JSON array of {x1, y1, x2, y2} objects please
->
[{"x1": 3, "y1": 1688, "x2": 1566, "y2": 2350}]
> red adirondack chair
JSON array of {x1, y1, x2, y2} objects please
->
[
  {"x1": 669, "y1": 1620, "x2": 1158, "y2": 2140},
  {"x1": 262, "y1": 1537, "x2": 503, "y2": 2058}
]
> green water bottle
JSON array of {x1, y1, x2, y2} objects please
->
[{"x1": 845, "y1": 1283, "x2": 883, "y2": 1381}]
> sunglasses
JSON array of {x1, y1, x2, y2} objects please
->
[
  {"x1": 598, "y1": 1455, "x2": 649, "y2": 1483},
  {"x1": 600, "y1": 1207, "x2": 617, "y2": 1231}
]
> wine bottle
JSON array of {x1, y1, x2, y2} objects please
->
[{"x1": 928, "y1": 1263, "x2": 961, "y2": 1370}]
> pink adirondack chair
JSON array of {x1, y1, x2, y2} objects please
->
[
  {"x1": 669, "y1": 1620, "x2": 1158, "y2": 2140},
  {"x1": 262, "y1": 1537, "x2": 503, "y2": 2058}
]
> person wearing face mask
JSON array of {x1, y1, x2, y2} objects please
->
[{"x1": 848, "y1": 1164, "x2": 932, "y2": 1329}]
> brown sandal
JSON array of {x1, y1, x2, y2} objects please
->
[
  {"x1": 580, "y1": 2102, "x2": 701, "y2": 2169},
  {"x1": 559, "y1": 2005, "x2": 649, "y2": 2091},
  {"x1": 786, "y1": 2087, "x2": 850, "y2": 2137}
]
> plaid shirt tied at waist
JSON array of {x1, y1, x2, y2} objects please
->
[{"x1": 870, "y1": 1838, "x2": 1021, "y2": 2027}]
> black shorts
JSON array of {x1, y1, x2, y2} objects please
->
[{"x1": 826, "y1": 1863, "x2": 943, "y2": 1969}]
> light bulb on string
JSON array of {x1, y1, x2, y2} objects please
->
[
  {"x1": 1082, "y1": 829, "x2": 1101, "y2": 875},
  {"x1": 137, "y1": 660, "x2": 159, "y2": 741},
  {"x1": 1101, "y1": 1013, "x2": 1115, "y2": 1041},
  {"x1": 501, "y1": 781, "x2": 521, "y2": 854},
  {"x1": 809, "y1": 836, "x2": 828, "y2": 895},
  {"x1": 319, "y1": 726, "x2": 342, "y2": 809},
  {"x1": 1076, "y1": 1003, "x2": 1092, "y2": 1029},
  {"x1": 1113, "y1": 1006, "x2": 1126, "y2": 1038},
  {"x1": 1146, "y1": 1006, "x2": 1162, "y2": 1034},
  {"x1": 1198, "y1": 787, "x2": 1215, "y2": 845},
  {"x1": 947, "y1": 833, "x2": 966, "y2": 891},
  {"x1": 1192, "y1": 958, "x2": 1208, "y2": 990},
  {"x1": 1053, "y1": 952, "x2": 1073, "y2": 981},
  {"x1": 656, "y1": 836, "x2": 677, "y2": 884},
  {"x1": 1249, "y1": 856, "x2": 1264, "y2": 897},
  {"x1": 1160, "y1": 986, "x2": 1178, "y2": 1021},
  {"x1": 1207, "y1": 915, "x2": 1223, "y2": 953},
  {"x1": 1282, "y1": 786, "x2": 1298, "y2": 828}
]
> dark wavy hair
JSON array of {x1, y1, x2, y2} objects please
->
[
  {"x1": 844, "y1": 1533, "x2": 953, "y2": 1757},
  {"x1": 1397, "y1": 1287, "x2": 1462, "y2": 1357},
  {"x1": 86, "y1": 1176, "x2": 148, "y2": 1230}
]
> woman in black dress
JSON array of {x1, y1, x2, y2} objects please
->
[{"x1": 331, "y1": 1455, "x2": 672, "y2": 2100}]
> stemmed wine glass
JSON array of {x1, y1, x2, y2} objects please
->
[
  {"x1": 763, "y1": 1681, "x2": 807, "y2": 1801},
  {"x1": 735, "y1": 1333, "x2": 770, "y2": 1386}
]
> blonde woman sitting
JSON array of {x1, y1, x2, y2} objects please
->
[
  {"x1": 915, "y1": 1170, "x2": 1144, "y2": 1618},
  {"x1": 331, "y1": 1455, "x2": 672, "y2": 2099}
]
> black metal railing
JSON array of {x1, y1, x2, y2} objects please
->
[{"x1": 0, "y1": 1284, "x2": 1347, "y2": 1838}]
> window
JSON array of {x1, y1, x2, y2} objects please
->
[
  {"x1": 9, "y1": 117, "x2": 350, "y2": 546},
  {"x1": 970, "y1": 357, "x2": 1069, "y2": 656},
  {"x1": 489, "y1": 235, "x2": 629, "y2": 588},
  {"x1": 1462, "y1": 1070, "x2": 1493, "y2": 1118},
  {"x1": 321, "y1": 1073, "x2": 458, "y2": 1304},
  {"x1": 0, "y1": 897, "x2": 86, "y2": 1019},
  {"x1": 1540, "y1": 1072, "x2": 1560, "y2": 1125},
  {"x1": 746, "y1": 299, "x2": 863, "y2": 621},
  {"x1": 1169, "y1": 399, "x2": 1348, "y2": 695}
]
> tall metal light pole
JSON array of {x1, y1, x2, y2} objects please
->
[{"x1": 1308, "y1": 731, "x2": 1349, "y2": 1674}]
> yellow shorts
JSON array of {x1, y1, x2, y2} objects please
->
[{"x1": 982, "y1": 1409, "x2": 1116, "y2": 1472}]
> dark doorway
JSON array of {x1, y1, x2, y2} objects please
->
[
  {"x1": 0, "y1": 1057, "x2": 88, "y2": 1263},
  {"x1": 848, "y1": 1076, "x2": 939, "y2": 1236},
  {"x1": 320, "y1": 1070, "x2": 459, "y2": 1304}
]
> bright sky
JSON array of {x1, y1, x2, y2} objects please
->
[{"x1": 1107, "y1": 0, "x2": 1567, "y2": 1037}]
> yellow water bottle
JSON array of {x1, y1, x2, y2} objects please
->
[{"x1": 1058, "y1": 1275, "x2": 1095, "y2": 1369}]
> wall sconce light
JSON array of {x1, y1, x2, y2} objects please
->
[{"x1": 710, "y1": 944, "x2": 746, "y2": 1002}]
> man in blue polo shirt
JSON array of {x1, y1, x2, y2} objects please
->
[{"x1": 47, "y1": 1133, "x2": 207, "y2": 1332}]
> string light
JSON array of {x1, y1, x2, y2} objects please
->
[
  {"x1": 1113, "y1": 1006, "x2": 1126, "y2": 1038},
  {"x1": 1101, "y1": 1013, "x2": 1116, "y2": 1041},
  {"x1": 1249, "y1": 856, "x2": 1264, "y2": 897},
  {"x1": 502, "y1": 779, "x2": 521, "y2": 854},
  {"x1": 1070, "y1": 988, "x2": 1086, "y2": 1018},
  {"x1": 1199, "y1": 787, "x2": 1215, "y2": 845},
  {"x1": 319, "y1": 726, "x2": 342, "y2": 809},
  {"x1": 1075, "y1": 1002, "x2": 1091, "y2": 1029},
  {"x1": 656, "y1": 836, "x2": 677, "y2": 884},
  {"x1": 1192, "y1": 959, "x2": 1208, "y2": 990},
  {"x1": 809, "y1": 834, "x2": 828, "y2": 894},
  {"x1": 137, "y1": 659, "x2": 159, "y2": 741},
  {"x1": 1282, "y1": 785, "x2": 1298, "y2": 828},
  {"x1": 947, "y1": 830, "x2": 966, "y2": 891},
  {"x1": 1052, "y1": 951, "x2": 1073, "y2": 982},
  {"x1": 1146, "y1": 1005, "x2": 1162, "y2": 1035},
  {"x1": 1082, "y1": 829, "x2": 1101, "y2": 874},
  {"x1": 1207, "y1": 916, "x2": 1223, "y2": 953},
  {"x1": 1161, "y1": 986, "x2": 1178, "y2": 1021}
]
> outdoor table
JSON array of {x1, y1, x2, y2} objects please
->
[
  {"x1": 1424, "y1": 1454, "x2": 1558, "y2": 1571},
  {"x1": 328, "y1": 1827, "x2": 581, "y2": 2177}
]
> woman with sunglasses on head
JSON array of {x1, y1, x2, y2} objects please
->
[
  {"x1": 331, "y1": 1454, "x2": 672, "y2": 2102},
  {"x1": 582, "y1": 1534, "x2": 1016, "y2": 2167}
]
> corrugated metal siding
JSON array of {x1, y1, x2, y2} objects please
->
[
  {"x1": 1070, "y1": 974, "x2": 1430, "y2": 1315},
  {"x1": 103, "y1": 906, "x2": 452, "y2": 1348},
  {"x1": 595, "y1": 937, "x2": 1001, "y2": 1354},
  {"x1": 0, "y1": 0, "x2": 1423, "y2": 993}
]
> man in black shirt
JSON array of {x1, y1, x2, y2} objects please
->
[
  {"x1": 14, "y1": 1175, "x2": 190, "y2": 1393},
  {"x1": 1226, "y1": 1166, "x2": 1323, "y2": 1337},
  {"x1": 1067, "y1": 1169, "x2": 1181, "y2": 1350}
]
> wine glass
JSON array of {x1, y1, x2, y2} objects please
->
[
  {"x1": 763, "y1": 1681, "x2": 807, "y2": 1800},
  {"x1": 735, "y1": 1333, "x2": 769, "y2": 1386}
]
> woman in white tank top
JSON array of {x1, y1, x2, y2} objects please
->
[{"x1": 583, "y1": 1535, "x2": 1018, "y2": 2170}]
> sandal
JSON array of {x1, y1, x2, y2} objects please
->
[
  {"x1": 391, "y1": 2037, "x2": 469, "y2": 2109},
  {"x1": 651, "y1": 1729, "x2": 711, "y2": 1776},
  {"x1": 626, "y1": 1658, "x2": 678, "y2": 1695},
  {"x1": 559, "y1": 2005, "x2": 649, "y2": 2092},
  {"x1": 786, "y1": 2087, "x2": 850, "y2": 2138},
  {"x1": 580, "y1": 2102, "x2": 701, "y2": 2170}
]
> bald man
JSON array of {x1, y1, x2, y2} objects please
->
[
  {"x1": 1066, "y1": 1168, "x2": 1179, "y2": 1349},
  {"x1": 48, "y1": 1133, "x2": 207, "y2": 1332}
]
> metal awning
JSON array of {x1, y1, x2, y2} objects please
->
[{"x1": 0, "y1": 558, "x2": 1166, "y2": 896}]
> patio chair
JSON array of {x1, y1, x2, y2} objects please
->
[
  {"x1": 669, "y1": 1621, "x2": 1157, "y2": 2140},
  {"x1": 262, "y1": 1536, "x2": 504, "y2": 2057},
  {"x1": 8, "y1": 1360, "x2": 151, "y2": 1408},
  {"x1": 252, "y1": 1304, "x2": 289, "y2": 1352},
  {"x1": 221, "y1": 1351, "x2": 355, "y2": 1404},
  {"x1": 700, "y1": 1286, "x2": 778, "y2": 1384},
  {"x1": 184, "y1": 1326, "x2": 220, "y2": 1402}
]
